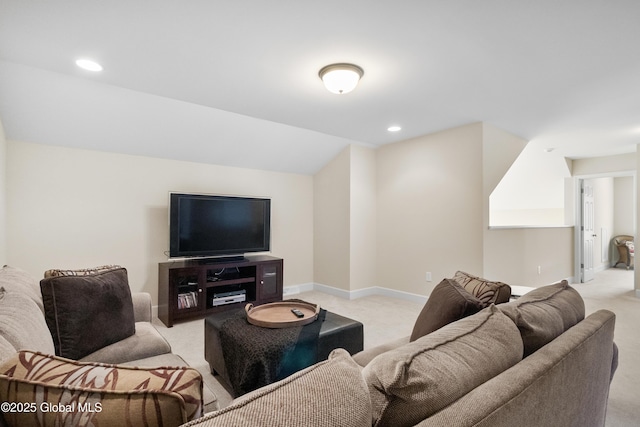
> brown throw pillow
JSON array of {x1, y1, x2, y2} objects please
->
[
  {"x1": 453, "y1": 271, "x2": 511, "y2": 304},
  {"x1": 410, "y1": 278, "x2": 485, "y2": 341},
  {"x1": 40, "y1": 267, "x2": 135, "y2": 360},
  {"x1": 498, "y1": 280, "x2": 585, "y2": 356}
]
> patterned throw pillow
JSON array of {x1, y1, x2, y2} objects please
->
[
  {"x1": 0, "y1": 350, "x2": 203, "y2": 426},
  {"x1": 453, "y1": 271, "x2": 511, "y2": 305}
]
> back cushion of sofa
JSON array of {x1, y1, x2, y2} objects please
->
[
  {"x1": 0, "y1": 287, "x2": 55, "y2": 364},
  {"x1": 188, "y1": 349, "x2": 372, "y2": 427},
  {"x1": 498, "y1": 280, "x2": 585, "y2": 357},
  {"x1": 0, "y1": 265, "x2": 45, "y2": 313},
  {"x1": 362, "y1": 305, "x2": 523, "y2": 427}
]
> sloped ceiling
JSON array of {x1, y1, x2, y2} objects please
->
[{"x1": 0, "y1": 1, "x2": 639, "y2": 175}]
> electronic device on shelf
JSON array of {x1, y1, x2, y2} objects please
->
[{"x1": 211, "y1": 289, "x2": 246, "y2": 307}]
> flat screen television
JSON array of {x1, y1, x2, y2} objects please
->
[{"x1": 169, "y1": 193, "x2": 271, "y2": 259}]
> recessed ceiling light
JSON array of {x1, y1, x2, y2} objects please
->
[
  {"x1": 75, "y1": 59, "x2": 103, "y2": 72},
  {"x1": 387, "y1": 126, "x2": 402, "y2": 132}
]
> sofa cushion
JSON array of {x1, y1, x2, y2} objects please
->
[
  {"x1": 0, "y1": 265, "x2": 44, "y2": 313},
  {"x1": 79, "y1": 322, "x2": 172, "y2": 365},
  {"x1": 0, "y1": 287, "x2": 55, "y2": 365},
  {"x1": 40, "y1": 267, "x2": 135, "y2": 360},
  {"x1": 498, "y1": 280, "x2": 585, "y2": 356},
  {"x1": 410, "y1": 278, "x2": 485, "y2": 341},
  {"x1": 363, "y1": 305, "x2": 523, "y2": 427},
  {"x1": 453, "y1": 271, "x2": 512, "y2": 304},
  {"x1": 0, "y1": 350, "x2": 203, "y2": 425},
  {"x1": 119, "y1": 352, "x2": 219, "y2": 413},
  {"x1": 184, "y1": 349, "x2": 371, "y2": 427},
  {"x1": 352, "y1": 336, "x2": 410, "y2": 367}
]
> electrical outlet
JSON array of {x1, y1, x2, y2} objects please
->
[
  {"x1": 426, "y1": 272, "x2": 432, "y2": 282},
  {"x1": 537, "y1": 265, "x2": 541, "y2": 275}
]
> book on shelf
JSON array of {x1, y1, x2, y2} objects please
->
[{"x1": 177, "y1": 291, "x2": 198, "y2": 309}]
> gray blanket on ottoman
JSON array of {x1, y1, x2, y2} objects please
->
[{"x1": 219, "y1": 307, "x2": 327, "y2": 396}]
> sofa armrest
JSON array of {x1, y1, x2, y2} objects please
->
[
  {"x1": 352, "y1": 336, "x2": 410, "y2": 367},
  {"x1": 131, "y1": 292, "x2": 153, "y2": 323}
]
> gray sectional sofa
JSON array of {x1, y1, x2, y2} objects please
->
[
  {"x1": 182, "y1": 279, "x2": 617, "y2": 427},
  {"x1": 0, "y1": 264, "x2": 618, "y2": 426}
]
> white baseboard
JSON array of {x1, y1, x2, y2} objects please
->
[
  {"x1": 285, "y1": 282, "x2": 427, "y2": 304},
  {"x1": 155, "y1": 283, "x2": 424, "y2": 320},
  {"x1": 283, "y1": 282, "x2": 314, "y2": 296}
]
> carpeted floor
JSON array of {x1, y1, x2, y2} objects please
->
[
  {"x1": 571, "y1": 268, "x2": 639, "y2": 427},
  {"x1": 154, "y1": 268, "x2": 638, "y2": 425}
]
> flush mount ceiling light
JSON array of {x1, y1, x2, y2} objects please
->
[
  {"x1": 75, "y1": 58, "x2": 103, "y2": 72},
  {"x1": 387, "y1": 126, "x2": 402, "y2": 132},
  {"x1": 318, "y1": 63, "x2": 364, "y2": 94}
]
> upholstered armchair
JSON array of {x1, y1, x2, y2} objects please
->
[{"x1": 613, "y1": 235, "x2": 634, "y2": 269}]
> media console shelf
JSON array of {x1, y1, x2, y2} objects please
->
[{"x1": 158, "y1": 255, "x2": 283, "y2": 327}]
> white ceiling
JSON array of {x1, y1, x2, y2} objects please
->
[{"x1": 0, "y1": 1, "x2": 639, "y2": 175}]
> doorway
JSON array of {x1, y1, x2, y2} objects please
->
[
  {"x1": 581, "y1": 180, "x2": 595, "y2": 282},
  {"x1": 575, "y1": 174, "x2": 636, "y2": 284}
]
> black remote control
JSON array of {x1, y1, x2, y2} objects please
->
[{"x1": 291, "y1": 308, "x2": 304, "y2": 318}]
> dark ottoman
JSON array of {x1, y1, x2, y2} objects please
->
[{"x1": 204, "y1": 307, "x2": 364, "y2": 393}]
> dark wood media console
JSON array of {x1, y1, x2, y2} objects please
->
[{"x1": 158, "y1": 255, "x2": 283, "y2": 327}]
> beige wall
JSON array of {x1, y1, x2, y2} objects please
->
[
  {"x1": 313, "y1": 147, "x2": 351, "y2": 290},
  {"x1": 313, "y1": 144, "x2": 377, "y2": 293},
  {"x1": 573, "y1": 153, "x2": 636, "y2": 176},
  {"x1": 6, "y1": 141, "x2": 314, "y2": 303},
  {"x1": 376, "y1": 123, "x2": 485, "y2": 295},
  {"x1": 587, "y1": 177, "x2": 615, "y2": 271},
  {"x1": 349, "y1": 145, "x2": 377, "y2": 291},
  {"x1": 636, "y1": 152, "x2": 640, "y2": 294},
  {"x1": 0, "y1": 119, "x2": 6, "y2": 265},
  {"x1": 5, "y1": 120, "x2": 598, "y2": 301},
  {"x1": 614, "y1": 176, "x2": 634, "y2": 237}
]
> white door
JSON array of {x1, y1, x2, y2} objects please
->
[{"x1": 582, "y1": 182, "x2": 596, "y2": 282}]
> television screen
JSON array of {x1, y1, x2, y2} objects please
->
[{"x1": 169, "y1": 193, "x2": 271, "y2": 258}]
